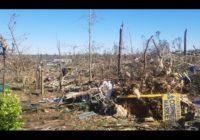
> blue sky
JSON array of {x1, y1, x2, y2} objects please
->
[{"x1": 0, "y1": 9, "x2": 200, "y2": 54}]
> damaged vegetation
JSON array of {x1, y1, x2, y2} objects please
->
[{"x1": 1, "y1": 12, "x2": 200, "y2": 131}]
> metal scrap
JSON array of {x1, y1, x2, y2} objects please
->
[{"x1": 79, "y1": 111, "x2": 96, "y2": 119}]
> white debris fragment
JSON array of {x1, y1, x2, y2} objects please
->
[{"x1": 99, "y1": 81, "x2": 113, "y2": 99}]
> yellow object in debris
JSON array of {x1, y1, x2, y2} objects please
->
[
  {"x1": 162, "y1": 93, "x2": 181, "y2": 122},
  {"x1": 118, "y1": 93, "x2": 182, "y2": 123},
  {"x1": 119, "y1": 94, "x2": 162, "y2": 98}
]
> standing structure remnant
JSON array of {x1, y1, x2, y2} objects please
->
[
  {"x1": 184, "y1": 29, "x2": 187, "y2": 56},
  {"x1": 118, "y1": 23, "x2": 123, "y2": 79}
]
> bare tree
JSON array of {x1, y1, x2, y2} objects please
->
[
  {"x1": 72, "y1": 45, "x2": 78, "y2": 60},
  {"x1": 88, "y1": 9, "x2": 97, "y2": 82},
  {"x1": 129, "y1": 32, "x2": 133, "y2": 56},
  {"x1": 129, "y1": 32, "x2": 134, "y2": 80},
  {"x1": 118, "y1": 23, "x2": 124, "y2": 79},
  {"x1": 57, "y1": 40, "x2": 62, "y2": 92},
  {"x1": 8, "y1": 13, "x2": 25, "y2": 71},
  {"x1": 88, "y1": 10, "x2": 92, "y2": 81},
  {"x1": 152, "y1": 39, "x2": 162, "y2": 58},
  {"x1": 172, "y1": 37, "x2": 182, "y2": 53},
  {"x1": 193, "y1": 45, "x2": 196, "y2": 50}
]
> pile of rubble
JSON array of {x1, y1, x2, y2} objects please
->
[
  {"x1": 20, "y1": 53, "x2": 200, "y2": 130},
  {"x1": 36, "y1": 73, "x2": 198, "y2": 123}
]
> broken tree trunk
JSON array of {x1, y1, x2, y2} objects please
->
[
  {"x1": 41, "y1": 70, "x2": 44, "y2": 95},
  {"x1": 40, "y1": 63, "x2": 44, "y2": 95},
  {"x1": 108, "y1": 54, "x2": 111, "y2": 72},
  {"x1": 35, "y1": 66, "x2": 39, "y2": 90},
  {"x1": 129, "y1": 32, "x2": 134, "y2": 80},
  {"x1": 184, "y1": 29, "x2": 187, "y2": 56},
  {"x1": 118, "y1": 23, "x2": 123, "y2": 79},
  {"x1": 36, "y1": 53, "x2": 41, "y2": 90},
  {"x1": 152, "y1": 39, "x2": 162, "y2": 59},
  {"x1": 143, "y1": 35, "x2": 153, "y2": 74},
  {"x1": 102, "y1": 64, "x2": 104, "y2": 80},
  {"x1": 57, "y1": 40, "x2": 62, "y2": 92}
]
